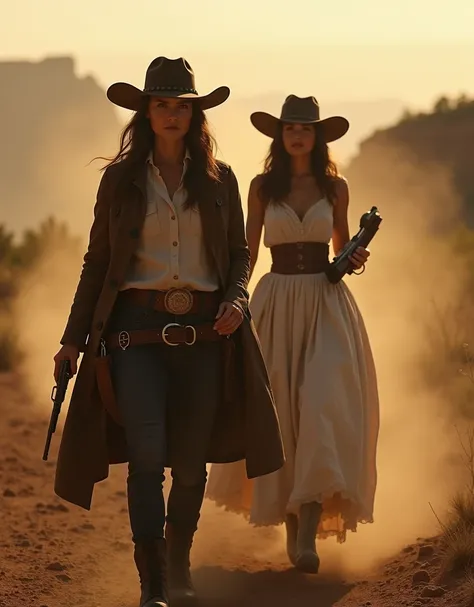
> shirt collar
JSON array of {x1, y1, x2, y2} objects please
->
[{"x1": 146, "y1": 149, "x2": 191, "y2": 173}]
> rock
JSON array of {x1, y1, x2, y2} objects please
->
[
  {"x1": 46, "y1": 562, "x2": 67, "y2": 572},
  {"x1": 56, "y1": 574, "x2": 71, "y2": 583},
  {"x1": 8, "y1": 418, "x2": 23, "y2": 428},
  {"x1": 398, "y1": 565, "x2": 406, "y2": 572},
  {"x1": 3, "y1": 489, "x2": 15, "y2": 497},
  {"x1": 18, "y1": 487, "x2": 35, "y2": 497},
  {"x1": 421, "y1": 585, "x2": 445, "y2": 598},
  {"x1": 46, "y1": 503, "x2": 69, "y2": 513},
  {"x1": 112, "y1": 540, "x2": 130, "y2": 552},
  {"x1": 412, "y1": 570, "x2": 431, "y2": 585},
  {"x1": 418, "y1": 545, "x2": 435, "y2": 559},
  {"x1": 402, "y1": 545, "x2": 416, "y2": 554}
]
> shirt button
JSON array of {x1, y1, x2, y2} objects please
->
[
  {"x1": 173, "y1": 275, "x2": 179, "y2": 280},
  {"x1": 173, "y1": 241, "x2": 178, "y2": 246},
  {"x1": 171, "y1": 215, "x2": 176, "y2": 220}
]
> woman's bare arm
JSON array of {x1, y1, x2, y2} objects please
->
[
  {"x1": 332, "y1": 177, "x2": 371, "y2": 269},
  {"x1": 246, "y1": 176, "x2": 265, "y2": 281},
  {"x1": 331, "y1": 178, "x2": 351, "y2": 255}
]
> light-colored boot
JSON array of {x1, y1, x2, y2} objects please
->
[
  {"x1": 285, "y1": 513, "x2": 298, "y2": 565},
  {"x1": 295, "y1": 502, "x2": 322, "y2": 574}
]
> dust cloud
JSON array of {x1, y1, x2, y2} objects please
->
[
  {"x1": 10, "y1": 155, "x2": 107, "y2": 414},
  {"x1": 305, "y1": 145, "x2": 472, "y2": 574},
  {"x1": 9, "y1": 115, "x2": 473, "y2": 583},
  {"x1": 195, "y1": 140, "x2": 473, "y2": 577},
  {"x1": 13, "y1": 238, "x2": 84, "y2": 409}
]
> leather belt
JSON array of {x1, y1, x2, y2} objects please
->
[
  {"x1": 270, "y1": 242, "x2": 330, "y2": 275},
  {"x1": 119, "y1": 288, "x2": 221, "y2": 316},
  {"x1": 104, "y1": 323, "x2": 222, "y2": 350}
]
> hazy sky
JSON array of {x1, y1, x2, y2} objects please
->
[
  {"x1": 3, "y1": 0, "x2": 474, "y2": 110},
  {"x1": 5, "y1": 0, "x2": 474, "y2": 47}
]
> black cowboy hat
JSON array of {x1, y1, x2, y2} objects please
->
[
  {"x1": 107, "y1": 56, "x2": 230, "y2": 111},
  {"x1": 251, "y1": 95, "x2": 349, "y2": 142}
]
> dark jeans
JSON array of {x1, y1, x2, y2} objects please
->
[{"x1": 108, "y1": 295, "x2": 222, "y2": 542}]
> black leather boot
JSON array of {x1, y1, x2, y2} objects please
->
[
  {"x1": 295, "y1": 502, "x2": 322, "y2": 574},
  {"x1": 134, "y1": 538, "x2": 169, "y2": 607},
  {"x1": 165, "y1": 523, "x2": 197, "y2": 604}
]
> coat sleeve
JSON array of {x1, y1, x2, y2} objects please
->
[
  {"x1": 60, "y1": 169, "x2": 112, "y2": 350},
  {"x1": 223, "y1": 167, "x2": 251, "y2": 312}
]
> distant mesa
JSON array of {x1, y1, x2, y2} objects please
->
[{"x1": 0, "y1": 56, "x2": 121, "y2": 235}]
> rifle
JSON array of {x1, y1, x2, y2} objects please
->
[
  {"x1": 42, "y1": 359, "x2": 71, "y2": 461},
  {"x1": 326, "y1": 206, "x2": 382, "y2": 284}
]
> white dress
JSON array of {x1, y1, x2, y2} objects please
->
[{"x1": 206, "y1": 198, "x2": 380, "y2": 542}]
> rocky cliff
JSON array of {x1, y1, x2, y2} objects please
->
[
  {"x1": 345, "y1": 96, "x2": 474, "y2": 228},
  {"x1": 0, "y1": 56, "x2": 121, "y2": 237}
]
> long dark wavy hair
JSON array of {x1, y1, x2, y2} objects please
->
[
  {"x1": 258, "y1": 124, "x2": 341, "y2": 206},
  {"x1": 101, "y1": 97, "x2": 220, "y2": 208}
]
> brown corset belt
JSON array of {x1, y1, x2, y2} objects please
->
[{"x1": 270, "y1": 242, "x2": 330, "y2": 275}]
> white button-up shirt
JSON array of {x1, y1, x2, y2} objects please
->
[{"x1": 121, "y1": 151, "x2": 219, "y2": 292}]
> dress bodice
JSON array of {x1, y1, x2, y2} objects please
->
[{"x1": 263, "y1": 198, "x2": 333, "y2": 248}]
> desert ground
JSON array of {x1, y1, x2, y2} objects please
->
[{"x1": 1, "y1": 371, "x2": 470, "y2": 607}]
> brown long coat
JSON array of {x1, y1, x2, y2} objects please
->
[{"x1": 54, "y1": 160, "x2": 285, "y2": 510}]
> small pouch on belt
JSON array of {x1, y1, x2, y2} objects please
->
[{"x1": 95, "y1": 339, "x2": 122, "y2": 426}]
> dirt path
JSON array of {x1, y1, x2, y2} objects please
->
[{"x1": 0, "y1": 372, "x2": 461, "y2": 607}]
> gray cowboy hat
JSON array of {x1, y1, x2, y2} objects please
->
[
  {"x1": 251, "y1": 95, "x2": 349, "y2": 142},
  {"x1": 107, "y1": 56, "x2": 230, "y2": 111}
]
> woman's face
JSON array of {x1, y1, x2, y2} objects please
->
[
  {"x1": 282, "y1": 123, "x2": 316, "y2": 157},
  {"x1": 147, "y1": 97, "x2": 193, "y2": 140}
]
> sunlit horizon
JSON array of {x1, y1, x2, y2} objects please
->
[{"x1": 2, "y1": 0, "x2": 474, "y2": 109}]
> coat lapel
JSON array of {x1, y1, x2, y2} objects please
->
[
  {"x1": 198, "y1": 181, "x2": 229, "y2": 289},
  {"x1": 131, "y1": 162, "x2": 148, "y2": 204},
  {"x1": 110, "y1": 164, "x2": 148, "y2": 285}
]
